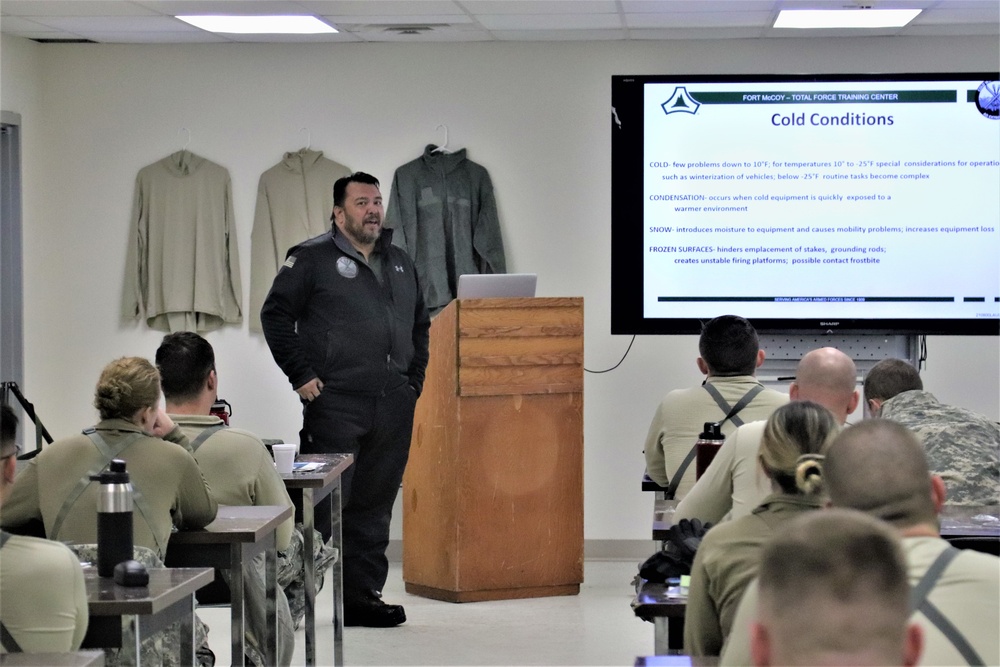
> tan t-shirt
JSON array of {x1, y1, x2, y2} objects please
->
[
  {"x1": 171, "y1": 413, "x2": 294, "y2": 551},
  {"x1": 722, "y1": 535, "x2": 1000, "y2": 666},
  {"x1": 0, "y1": 531, "x2": 88, "y2": 653},
  {"x1": 643, "y1": 376, "x2": 787, "y2": 498},
  {"x1": 675, "y1": 420, "x2": 773, "y2": 524},
  {"x1": 684, "y1": 493, "x2": 822, "y2": 656},
  {"x1": 1, "y1": 419, "x2": 217, "y2": 558}
]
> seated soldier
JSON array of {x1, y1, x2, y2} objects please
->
[
  {"x1": 156, "y1": 332, "x2": 336, "y2": 664},
  {"x1": 750, "y1": 509, "x2": 923, "y2": 667},
  {"x1": 0, "y1": 404, "x2": 88, "y2": 655},
  {"x1": 684, "y1": 401, "x2": 842, "y2": 657},
  {"x1": 676, "y1": 346, "x2": 859, "y2": 524},
  {"x1": 724, "y1": 419, "x2": 1000, "y2": 666},
  {"x1": 0, "y1": 358, "x2": 218, "y2": 666},
  {"x1": 864, "y1": 357, "x2": 1000, "y2": 507},
  {"x1": 642, "y1": 315, "x2": 787, "y2": 499},
  {"x1": 155, "y1": 332, "x2": 295, "y2": 667},
  {"x1": 0, "y1": 357, "x2": 216, "y2": 558}
]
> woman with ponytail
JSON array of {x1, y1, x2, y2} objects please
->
[
  {"x1": 683, "y1": 400, "x2": 841, "y2": 657},
  {"x1": 1, "y1": 357, "x2": 217, "y2": 558}
]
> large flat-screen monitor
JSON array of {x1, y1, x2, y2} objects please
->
[{"x1": 611, "y1": 73, "x2": 1000, "y2": 335}]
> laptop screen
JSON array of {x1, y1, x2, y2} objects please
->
[{"x1": 456, "y1": 273, "x2": 537, "y2": 299}]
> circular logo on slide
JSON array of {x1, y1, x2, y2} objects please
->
[
  {"x1": 336, "y1": 257, "x2": 358, "y2": 279},
  {"x1": 975, "y1": 81, "x2": 1000, "y2": 119}
]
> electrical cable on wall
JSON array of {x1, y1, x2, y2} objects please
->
[{"x1": 585, "y1": 335, "x2": 636, "y2": 374}]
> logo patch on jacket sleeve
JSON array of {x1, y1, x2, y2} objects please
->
[
  {"x1": 283, "y1": 256, "x2": 297, "y2": 269},
  {"x1": 336, "y1": 256, "x2": 359, "y2": 279}
]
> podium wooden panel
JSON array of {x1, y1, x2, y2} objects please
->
[{"x1": 402, "y1": 297, "x2": 584, "y2": 602}]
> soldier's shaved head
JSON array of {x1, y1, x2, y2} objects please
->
[
  {"x1": 824, "y1": 419, "x2": 937, "y2": 529},
  {"x1": 752, "y1": 509, "x2": 921, "y2": 667},
  {"x1": 789, "y1": 347, "x2": 859, "y2": 423}
]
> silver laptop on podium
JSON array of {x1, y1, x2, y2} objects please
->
[{"x1": 456, "y1": 273, "x2": 537, "y2": 299}]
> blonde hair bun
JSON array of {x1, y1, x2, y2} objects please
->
[
  {"x1": 93, "y1": 357, "x2": 161, "y2": 422},
  {"x1": 795, "y1": 454, "x2": 825, "y2": 496}
]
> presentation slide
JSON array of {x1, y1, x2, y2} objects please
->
[{"x1": 642, "y1": 78, "x2": 1000, "y2": 322}]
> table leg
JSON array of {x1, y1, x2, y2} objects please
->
[
  {"x1": 303, "y1": 488, "x2": 316, "y2": 667},
  {"x1": 180, "y1": 594, "x2": 196, "y2": 667},
  {"x1": 265, "y1": 537, "x2": 278, "y2": 667},
  {"x1": 133, "y1": 614, "x2": 142, "y2": 667},
  {"x1": 230, "y1": 544, "x2": 246, "y2": 667},
  {"x1": 653, "y1": 617, "x2": 669, "y2": 655},
  {"x1": 331, "y1": 480, "x2": 343, "y2": 667}
]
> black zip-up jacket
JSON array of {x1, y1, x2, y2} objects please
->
[{"x1": 261, "y1": 227, "x2": 430, "y2": 396}]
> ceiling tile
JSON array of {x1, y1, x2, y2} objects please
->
[
  {"x1": 0, "y1": 0, "x2": 996, "y2": 43},
  {"x1": 79, "y1": 30, "x2": 231, "y2": 42},
  {"x1": 904, "y1": 22, "x2": 999, "y2": 36},
  {"x1": 912, "y1": 6, "x2": 999, "y2": 25},
  {"x1": 6, "y1": 31, "x2": 82, "y2": 40},
  {"x1": 626, "y1": 11, "x2": 772, "y2": 29},
  {"x1": 772, "y1": 0, "x2": 932, "y2": 7},
  {"x1": 222, "y1": 31, "x2": 362, "y2": 42},
  {"x1": 493, "y1": 28, "x2": 625, "y2": 40},
  {"x1": 622, "y1": 1, "x2": 774, "y2": 12},
  {"x1": 629, "y1": 26, "x2": 765, "y2": 40},
  {"x1": 0, "y1": 16, "x2": 63, "y2": 31},
  {"x1": 765, "y1": 26, "x2": 904, "y2": 38},
  {"x1": 295, "y1": 1, "x2": 465, "y2": 16},
  {"x1": 321, "y1": 14, "x2": 474, "y2": 25},
  {"x1": 358, "y1": 29, "x2": 492, "y2": 42},
  {"x1": 0, "y1": 1, "x2": 159, "y2": 17},
  {"x1": 460, "y1": 1, "x2": 618, "y2": 14},
  {"x1": 133, "y1": 1, "x2": 314, "y2": 15},
  {"x1": 476, "y1": 13, "x2": 621, "y2": 30},
  {"x1": 31, "y1": 16, "x2": 200, "y2": 32}
]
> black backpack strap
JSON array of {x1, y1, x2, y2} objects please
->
[
  {"x1": 910, "y1": 546, "x2": 985, "y2": 666},
  {"x1": 76, "y1": 430, "x2": 166, "y2": 558},
  {"x1": 665, "y1": 446, "x2": 699, "y2": 500},
  {"x1": 703, "y1": 383, "x2": 766, "y2": 428},
  {"x1": 0, "y1": 623, "x2": 22, "y2": 653},
  {"x1": 189, "y1": 424, "x2": 226, "y2": 452},
  {"x1": 661, "y1": 384, "x2": 767, "y2": 498},
  {"x1": 920, "y1": 602, "x2": 985, "y2": 666},
  {"x1": 0, "y1": 532, "x2": 24, "y2": 653},
  {"x1": 910, "y1": 546, "x2": 960, "y2": 609}
]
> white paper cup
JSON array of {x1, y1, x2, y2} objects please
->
[{"x1": 272, "y1": 443, "x2": 297, "y2": 474}]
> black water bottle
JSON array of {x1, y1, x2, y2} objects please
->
[{"x1": 92, "y1": 459, "x2": 134, "y2": 578}]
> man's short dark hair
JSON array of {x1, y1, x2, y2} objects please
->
[
  {"x1": 1, "y1": 404, "x2": 18, "y2": 458},
  {"x1": 864, "y1": 358, "x2": 923, "y2": 403},
  {"x1": 756, "y1": 509, "x2": 912, "y2": 664},
  {"x1": 699, "y1": 315, "x2": 760, "y2": 376},
  {"x1": 155, "y1": 332, "x2": 215, "y2": 402},
  {"x1": 333, "y1": 172, "x2": 381, "y2": 208}
]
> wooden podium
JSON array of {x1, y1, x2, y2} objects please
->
[{"x1": 402, "y1": 297, "x2": 584, "y2": 602}]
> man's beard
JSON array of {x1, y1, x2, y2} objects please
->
[{"x1": 347, "y1": 216, "x2": 381, "y2": 245}]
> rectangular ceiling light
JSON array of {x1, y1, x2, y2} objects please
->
[
  {"x1": 176, "y1": 15, "x2": 337, "y2": 34},
  {"x1": 774, "y1": 9, "x2": 921, "y2": 29}
]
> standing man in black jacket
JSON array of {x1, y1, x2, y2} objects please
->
[{"x1": 261, "y1": 171, "x2": 430, "y2": 627}]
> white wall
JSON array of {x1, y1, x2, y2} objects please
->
[{"x1": 2, "y1": 34, "x2": 997, "y2": 542}]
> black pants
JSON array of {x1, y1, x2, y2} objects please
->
[{"x1": 298, "y1": 382, "x2": 416, "y2": 600}]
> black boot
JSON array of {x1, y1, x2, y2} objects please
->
[{"x1": 344, "y1": 590, "x2": 406, "y2": 627}]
